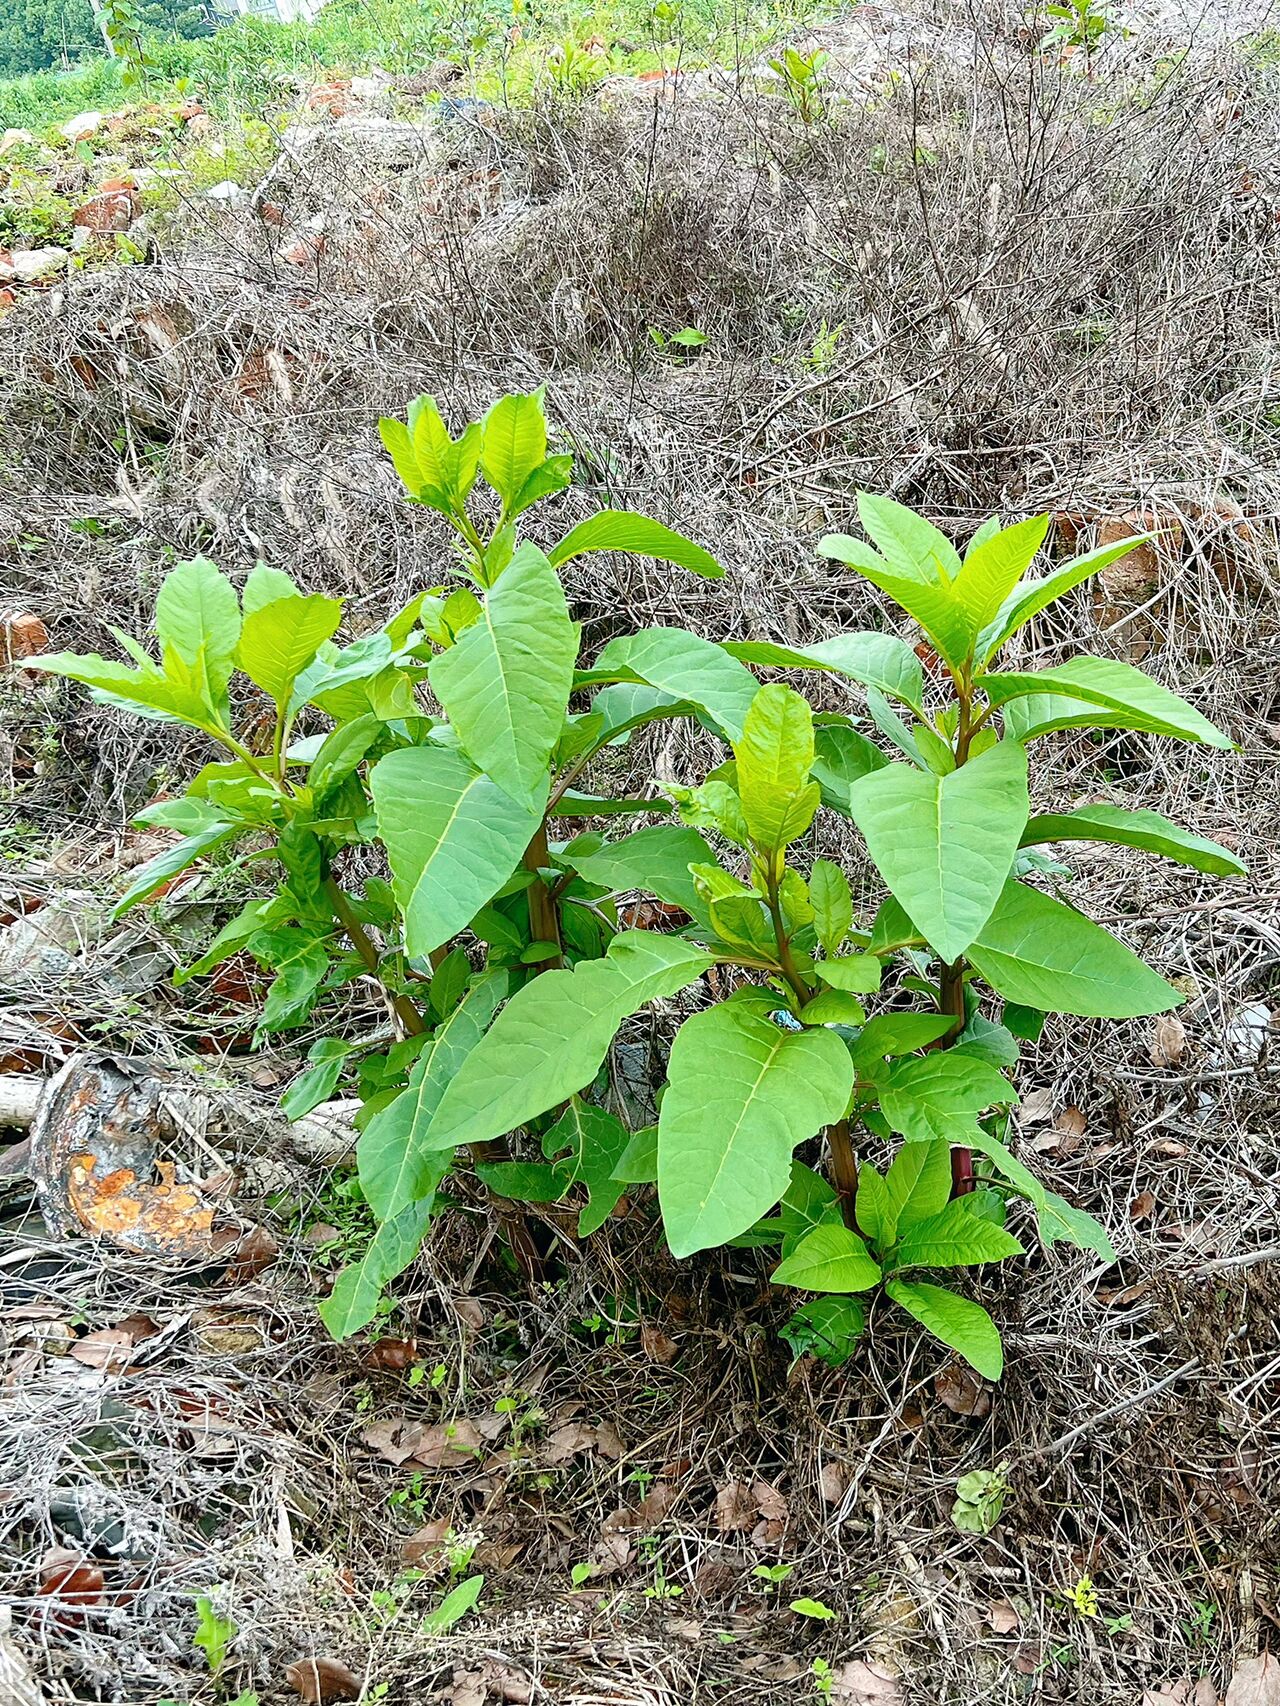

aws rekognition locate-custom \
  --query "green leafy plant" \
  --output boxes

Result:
[951,1463,1011,1534]
[36,458,1240,1380]
[422,1572,484,1634]
[29,388,722,1333]
[767,44,829,125]
[193,1594,236,1677]
[1040,0,1119,65]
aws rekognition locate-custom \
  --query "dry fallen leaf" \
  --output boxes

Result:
[819,1459,852,1503]
[1150,1014,1188,1067]
[402,1518,453,1569]
[228,1224,280,1282]
[987,1599,1020,1634]
[714,1479,758,1532]
[68,1327,135,1372]
[365,1337,417,1371]
[1054,1105,1088,1137]
[1226,1653,1280,1706]
[934,1362,991,1418]
[641,1324,679,1364]
[1019,1086,1056,1124]
[1130,1190,1157,1223]
[753,1478,788,1523]
[831,1657,903,1703]
[285,1657,362,1702]
[452,1297,485,1330]
[1143,1681,1218,1706]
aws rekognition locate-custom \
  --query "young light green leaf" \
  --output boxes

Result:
[425,933,713,1155]
[968,881,1181,1017]
[371,744,544,958]
[593,627,760,741]
[809,859,853,956]
[885,1279,1003,1379]
[358,973,510,1220]
[1038,1191,1117,1261]
[892,1198,1024,1269]
[982,656,1232,748]
[978,533,1151,659]
[281,1038,357,1121]
[249,926,331,1035]
[428,543,579,803]
[855,492,962,580]
[236,594,342,707]
[950,514,1050,632]
[308,714,383,800]
[847,738,1030,961]
[1020,804,1244,877]
[422,1574,484,1635]
[771,1223,883,1293]
[846,1012,955,1069]
[155,557,241,714]
[550,511,723,579]
[799,989,865,1025]
[780,1295,866,1366]
[733,683,820,855]
[242,562,300,614]
[818,534,972,666]
[480,390,547,507]
[28,649,220,727]
[657,1003,853,1256]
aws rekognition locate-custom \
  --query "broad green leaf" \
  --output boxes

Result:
[978,534,1150,659]
[723,632,924,709]
[818,534,972,666]
[281,1037,357,1121]
[852,1165,889,1244]
[560,825,715,920]
[950,514,1050,632]
[249,926,331,1035]
[657,1003,853,1256]
[814,955,881,994]
[846,1012,954,1069]
[879,1052,1012,1141]
[112,821,239,918]
[422,1573,484,1635]
[427,945,470,1021]
[893,1198,1024,1268]
[308,715,383,800]
[847,739,1030,961]
[591,680,691,745]
[428,543,578,802]
[799,990,865,1025]
[883,1139,952,1237]
[319,1199,434,1339]
[1038,1190,1117,1261]
[764,1160,843,1255]
[358,972,509,1219]
[968,881,1181,1017]
[242,562,300,614]
[236,594,342,707]
[155,557,241,713]
[1020,805,1244,877]
[480,390,547,506]
[981,656,1232,748]
[809,859,853,956]
[885,1279,1003,1379]
[542,1098,632,1235]
[733,683,819,856]
[475,1161,565,1203]
[780,1295,866,1366]
[855,492,961,580]
[371,744,543,958]
[867,689,930,770]
[669,778,750,847]
[611,1123,659,1183]
[771,1223,882,1293]
[134,796,237,835]
[810,721,890,813]
[425,933,713,1155]
[592,628,759,741]
[550,511,723,579]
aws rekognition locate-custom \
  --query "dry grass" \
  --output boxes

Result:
[2,4,1279,1702]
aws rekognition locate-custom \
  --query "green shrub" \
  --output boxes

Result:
[31,397,1242,1378]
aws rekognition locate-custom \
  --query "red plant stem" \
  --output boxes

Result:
[826,1117,860,1230]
